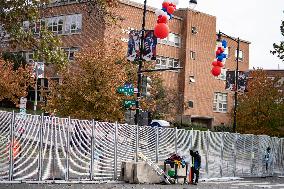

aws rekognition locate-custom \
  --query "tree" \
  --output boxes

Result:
[0,0,68,68]
[0,59,34,104]
[45,40,129,121]
[234,69,284,137]
[271,19,284,61]
[45,38,174,122]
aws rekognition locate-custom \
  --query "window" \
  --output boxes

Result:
[47,16,64,34]
[217,68,227,81]
[160,57,167,69]
[213,92,228,113]
[188,101,194,108]
[23,19,45,35]
[189,76,195,83]
[155,56,180,70]
[226,47,230,58]
[191,26,197,35]
[63,47,79,61]
[158,33,181,47]
[190,51,196,60]
[235,49,243,61]
[65,14,82,34]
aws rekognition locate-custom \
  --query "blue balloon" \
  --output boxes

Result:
[162,7,167,12]
[222,53,227,59]
[222,40,227,48]
[217,54,223,61]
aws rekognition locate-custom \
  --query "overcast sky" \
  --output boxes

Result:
[132,0,284,70]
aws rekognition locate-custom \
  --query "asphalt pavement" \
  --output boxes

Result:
[1,177,284,189]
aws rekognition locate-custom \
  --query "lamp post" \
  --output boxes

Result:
[217,31,240,133]
[134,0,198,126]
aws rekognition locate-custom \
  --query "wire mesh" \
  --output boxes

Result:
[0,110,283,182]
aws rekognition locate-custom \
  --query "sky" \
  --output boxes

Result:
[132,0,284,70]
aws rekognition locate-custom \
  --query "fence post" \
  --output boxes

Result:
[8,111,15,181]
[205,130,209,177]
[135,125,139,162]
[175,127,178,154]
[90,120,95,181]
[155,127,159,163]
[250,135,254,176]
[220,132,224,177]
[114,122,118,180]
[38,113,44,181]
[190,128,193,149]
[65,116,71,181]
[233,133,238,177]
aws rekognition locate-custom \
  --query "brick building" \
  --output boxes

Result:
[1,0,250,127]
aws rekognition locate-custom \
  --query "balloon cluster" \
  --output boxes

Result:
[154,0,179,39]
[211,39,228,76]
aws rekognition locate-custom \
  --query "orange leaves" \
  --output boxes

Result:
[0,59,34,104]
[235,69,284,137]
[45,40,128,122]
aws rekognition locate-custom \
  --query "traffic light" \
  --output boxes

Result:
[141,76,152,98]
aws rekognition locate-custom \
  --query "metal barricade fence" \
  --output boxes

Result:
[0,110,283,183]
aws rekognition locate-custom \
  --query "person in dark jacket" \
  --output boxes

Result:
[190,150,201,185]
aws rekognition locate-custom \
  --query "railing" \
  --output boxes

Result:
[0,110,283,183]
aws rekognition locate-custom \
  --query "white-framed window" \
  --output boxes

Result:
[155,56,180,70]
[160,57,167,69]
[16,51,34,63]
[235,49,243,61]
[47,16,64,34]
[23,19,45,35]
[65,14,82,34]
[63,47,79,61]
[217,68,227,81]
[158,33,181,47]
[190,51,196,60]
[213,92,228,113]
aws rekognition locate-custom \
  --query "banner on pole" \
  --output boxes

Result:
[127,30,157,62]
[225,71,249,92]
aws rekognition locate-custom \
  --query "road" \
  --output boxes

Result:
[0,177,284,189]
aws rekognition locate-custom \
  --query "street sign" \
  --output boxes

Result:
[19,97,27,117]
[123,100,136,109]
[117,84,134,96]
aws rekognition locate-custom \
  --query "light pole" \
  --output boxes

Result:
[135,0,198,126]
[217,31,240,133]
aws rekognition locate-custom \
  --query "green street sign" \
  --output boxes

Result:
[123,100,136,108]
[117,86,134,96]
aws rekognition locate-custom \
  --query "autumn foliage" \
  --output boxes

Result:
[235,69,284,137]
[0,59,34,104]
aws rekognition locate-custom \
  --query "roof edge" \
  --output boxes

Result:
[119,0,183,20]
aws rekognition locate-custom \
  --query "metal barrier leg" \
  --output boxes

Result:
[90,120,95,181]
[155,127,159,163]
[8,111,15,181]
[114,122,118,180]
[38,113,44,181]
[65,116,71,181]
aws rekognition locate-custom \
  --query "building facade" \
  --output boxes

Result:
[1,0,250,127]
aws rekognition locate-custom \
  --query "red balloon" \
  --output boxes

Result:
[211,66,221,76]
[154,23,169,39]
[217,47,224,53]
[167,6,175,14]
[216,50,221,56]
[217,61,224,67]
[162,2,170,8]
[157,15,168,24]
[212,61,218,66]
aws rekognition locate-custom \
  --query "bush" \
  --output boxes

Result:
[172,121,208,131]
[213,125,234,132]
